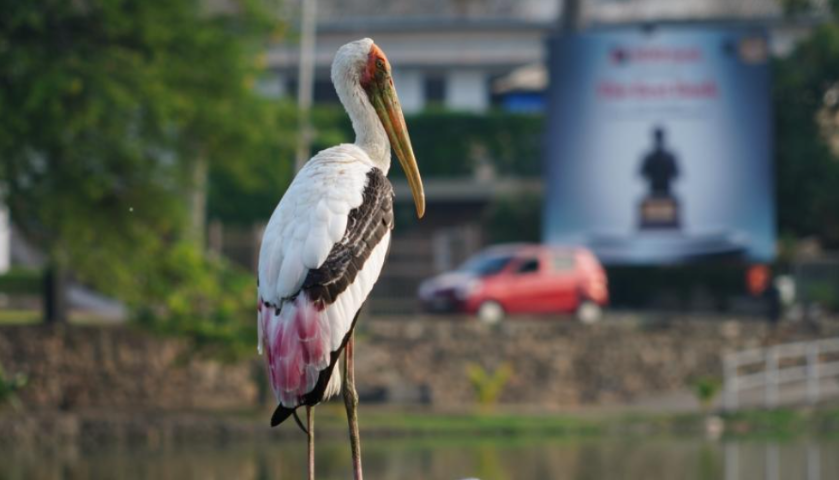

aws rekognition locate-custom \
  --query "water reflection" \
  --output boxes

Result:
[2,437,838,480]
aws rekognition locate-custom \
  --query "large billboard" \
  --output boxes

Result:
[543,26,774,265]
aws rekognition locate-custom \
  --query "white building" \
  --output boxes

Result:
[263,17,549,113]
[263,0,829,112]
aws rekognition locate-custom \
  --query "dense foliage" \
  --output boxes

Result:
[403,110,543,178]
[0,269,41,295]
[131,242,256,359]
[0,0,284,342]
[313,106,542,176]
[0,0,288,255]
[774,7,839,249]
[207,103,347,225]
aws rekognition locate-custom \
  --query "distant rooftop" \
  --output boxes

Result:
[280,0,830,26]
[267,0,829,73]
[310,0,555,23]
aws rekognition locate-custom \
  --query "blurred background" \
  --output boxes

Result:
[2,0,839,479]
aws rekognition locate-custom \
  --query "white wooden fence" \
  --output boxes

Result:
[723,337,839,411]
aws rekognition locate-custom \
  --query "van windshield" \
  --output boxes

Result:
[458,254,513,277]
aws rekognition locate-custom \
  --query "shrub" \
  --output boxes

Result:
[131,242,257,361]
[806,281,838,311]
[467,362,513,408]
[691,375,722,412]
[283,106,545,180]
[0,364,27,410]
[0,269,41,295]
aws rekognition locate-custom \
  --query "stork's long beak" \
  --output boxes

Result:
[367,71,425,218]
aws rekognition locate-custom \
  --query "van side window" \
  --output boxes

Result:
[516,258,540,274]
[552,254,575,271]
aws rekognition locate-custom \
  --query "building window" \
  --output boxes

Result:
[285,77,340,104]
[423,75,446,107]
[313,80,340,103]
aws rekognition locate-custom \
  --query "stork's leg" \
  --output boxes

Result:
[307,405,315,480]
[343,333,363,480]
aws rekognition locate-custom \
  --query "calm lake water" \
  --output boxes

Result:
[3,437,838,480]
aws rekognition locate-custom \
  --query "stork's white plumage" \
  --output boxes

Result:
[258,147,393,407]
[256,37,425,447]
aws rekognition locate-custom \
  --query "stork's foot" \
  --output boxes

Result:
[343,334,363,480]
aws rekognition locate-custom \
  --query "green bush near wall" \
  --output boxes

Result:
[805,282,838,311]
[309,106,544,178]
[402,109,544,178]
[0,269,41,295]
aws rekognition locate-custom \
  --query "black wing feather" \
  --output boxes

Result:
[301,168,394,308]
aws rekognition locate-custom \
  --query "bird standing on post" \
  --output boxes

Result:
[257,38,425,480]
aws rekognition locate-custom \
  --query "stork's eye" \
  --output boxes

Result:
[376,59,385,70]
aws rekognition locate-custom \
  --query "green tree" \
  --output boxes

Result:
[0,0,289,322]
[775,2,839,248]
[207,102,348,225]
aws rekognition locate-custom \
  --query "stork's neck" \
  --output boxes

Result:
[335,76,391,173]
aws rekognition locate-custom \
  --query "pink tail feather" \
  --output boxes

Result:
[259,294,331,408]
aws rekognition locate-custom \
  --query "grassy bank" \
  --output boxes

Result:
[720,407,839,439]
[268,403,839,441]
[3,404,839,450]
[314,406,604,438]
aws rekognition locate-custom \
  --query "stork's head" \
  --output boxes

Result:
[332,38,425,218]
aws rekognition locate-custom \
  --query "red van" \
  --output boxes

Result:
[418,244,609,323]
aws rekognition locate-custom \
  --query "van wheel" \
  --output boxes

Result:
[477,301,505,324]
[577,300,602,324]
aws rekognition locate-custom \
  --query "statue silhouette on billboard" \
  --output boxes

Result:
[638,127,681,229]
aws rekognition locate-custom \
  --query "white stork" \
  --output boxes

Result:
[256,38,425,480]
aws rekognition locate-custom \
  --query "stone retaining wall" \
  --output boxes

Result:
[0,325,259,411]
[352,316,839,407]
[1,316,837,412]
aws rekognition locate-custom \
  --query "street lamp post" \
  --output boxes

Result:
[295,0,318,172]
